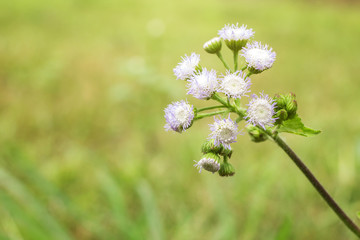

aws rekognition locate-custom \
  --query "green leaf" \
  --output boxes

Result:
[277,114,321,137]
[357,211,360,220]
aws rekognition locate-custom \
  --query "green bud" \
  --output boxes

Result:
[203,37,222,54]
[221,147,233,158]
[273,94,286,111]
[273,93,298,121]
[201,139,223,155]
[218,161,235,177]
[285,99,297,118]
[201,139,233,158]
[274,109,288,125]
[246,125,268,143]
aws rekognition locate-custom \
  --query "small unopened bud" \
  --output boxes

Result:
[218,161,235,177]
[275,109,288,124]
[286,99,297,118]
[274,94,286,111]
[273,93,298,121]
[201,139,233,158]
[201,139,223,155]
[246,125,268,142]
[194,152,221,173]
[203,37,222,54]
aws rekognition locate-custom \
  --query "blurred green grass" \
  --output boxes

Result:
[0,0,360,239]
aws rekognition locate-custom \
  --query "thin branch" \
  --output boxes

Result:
[270,133,360,238]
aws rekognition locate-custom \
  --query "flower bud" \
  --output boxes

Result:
[285,97,297,118]
[218,161,235,177]
[273,93,298,122]
[201,139,233,158]
[275,109,288,123]
[194,152,221,173]
[246,124,268,143]
[221,147,233,158]
[201,139,223,155]
[273,94,286,111]
[203,37,222,54]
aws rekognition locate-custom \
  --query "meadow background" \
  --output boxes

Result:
[0,0,360,239]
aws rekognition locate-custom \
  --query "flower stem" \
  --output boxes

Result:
[233,50,239,71]
[197,105,227,112]
[211,93,229,107]
[246,72,252,78]
[211,93,246,119]
[216,52,230,71]
[270,133,360,238]
[195,110,228,120]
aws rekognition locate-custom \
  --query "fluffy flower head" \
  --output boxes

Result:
[246,93,276,129]
[164,100,195,133]
[193,153,221,173]
[219,70,251,99]
[241,41,276,73]
[218,23,254,41]
[209,116,241,149]
[173,53,200,80]
[187,68,219,99]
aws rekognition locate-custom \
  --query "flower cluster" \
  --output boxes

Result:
[164,23,281,176]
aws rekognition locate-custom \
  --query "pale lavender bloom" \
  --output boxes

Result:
[241,41,276,73]
[164,100,195,133]
[246,93,277,129]
[173,53,200,80]
[218,23,254,41]
[219,70,251,99]
[209,116,241,150]
[187,68,219,99]
[193,157,220,173]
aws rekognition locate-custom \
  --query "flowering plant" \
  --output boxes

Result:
[163,23,360,237]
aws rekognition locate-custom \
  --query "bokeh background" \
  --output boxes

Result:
[1,0,360,239]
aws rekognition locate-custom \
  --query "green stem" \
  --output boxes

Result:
[246,72,252,78]
[211,93,246,120]
[269,133,360,238]
[216,52,230,71]
[197,105,227,112]
[195,110,228,120]
[241,66,247,71]
[211,93,229,107]
[233,50,239,71]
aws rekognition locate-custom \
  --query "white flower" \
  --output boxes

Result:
[241,41,276,73]
[173,53,200,80]
[209,116,241,149]
[246,93,277,129]
[218,23,254,41]
[218,23,254,51]
[187,68,219,99]
[194,153,220,173]
[164,100,195,133]
[219,70,251,99]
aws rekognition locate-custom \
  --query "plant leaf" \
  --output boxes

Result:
[277,114,321,137]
